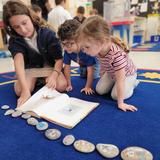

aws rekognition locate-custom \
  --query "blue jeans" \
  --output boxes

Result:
[80,58,100,79]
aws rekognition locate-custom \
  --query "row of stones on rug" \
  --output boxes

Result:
[1,105,120,158]
[1,105,153,160]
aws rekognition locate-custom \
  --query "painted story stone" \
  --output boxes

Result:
[63,134,75,146]
[36,121,48,131]
[45,129,61,140]
[96,143,119,158]
[74,140,95,153]
[27,117,39,126]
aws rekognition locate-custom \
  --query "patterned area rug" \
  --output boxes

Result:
[132,43,160,52]
[0,68,160,160]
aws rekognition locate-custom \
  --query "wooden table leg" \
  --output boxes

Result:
[0,29,4,49]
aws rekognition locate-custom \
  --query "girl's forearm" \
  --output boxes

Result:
[116,81,124,105]
[64,65,71,85]
[51,59,63,78]
[14,53,29,91]
[115,68,126,105]
[53,59,63,73]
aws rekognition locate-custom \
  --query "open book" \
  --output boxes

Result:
[16,86,99,129]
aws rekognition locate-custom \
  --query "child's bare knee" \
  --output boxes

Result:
[57,81,67,92]
[96,85,106,95]
[111,92,117,100]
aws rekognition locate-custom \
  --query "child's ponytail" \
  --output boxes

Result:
[111,36,130,53]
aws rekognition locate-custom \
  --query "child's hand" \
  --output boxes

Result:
[118,102,138,112]
[45,74,57,89]
[17,90,31,107]
[66,85,73,92]
[81,87,95,95]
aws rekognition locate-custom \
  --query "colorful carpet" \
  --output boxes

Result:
[132,43,160,52]
[0,68,160,160]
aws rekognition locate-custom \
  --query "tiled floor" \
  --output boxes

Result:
[0,51,160,73]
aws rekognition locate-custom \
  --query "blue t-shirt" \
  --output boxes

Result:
[63,50,96,67]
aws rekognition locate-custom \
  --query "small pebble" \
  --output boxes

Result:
[1,105,10,110]
[63,134,75,146]
[45,129,61,140]
[12,110,22,117]
[27,117,39,126]
[96,143,119,158]
[36,121,48,131]
[4,109,15,116]
[21,113,31,119]
[74,140,95,153]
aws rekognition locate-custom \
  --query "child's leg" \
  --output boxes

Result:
[111,73,139,100]
[96,71,114,95]
[93,58,100,79]
[14,76,37,96]
[56,72,67,92]
[80,66,87,78]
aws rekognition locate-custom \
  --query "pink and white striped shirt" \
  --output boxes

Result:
[97,43,136,79]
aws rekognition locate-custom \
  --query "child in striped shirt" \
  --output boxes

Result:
[77,16,139,112]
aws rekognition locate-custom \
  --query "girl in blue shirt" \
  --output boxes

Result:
[3,0,67,107]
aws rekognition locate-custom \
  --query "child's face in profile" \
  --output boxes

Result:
[35,11,42,19]
[80,38,104,57]
[9,15,35,38]
[61,39,79,53]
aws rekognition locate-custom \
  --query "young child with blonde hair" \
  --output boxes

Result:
[77,16,139,112]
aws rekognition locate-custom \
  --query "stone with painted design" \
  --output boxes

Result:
[36,121,48,131]
[63,134,75,146]
[96,143,119,158]
[45,129,61,140]
[74,140,95,153]
[27,117,39,126]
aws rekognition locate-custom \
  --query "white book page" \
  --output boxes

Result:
[39,97,99,128]
[16,86,61,112]
[32,94,70,116]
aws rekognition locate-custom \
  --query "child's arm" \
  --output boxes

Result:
[46,59,63,89]
[81,66,94,95]
[14,53,31,107]
[115,68,137,112]
[64,64,73,92]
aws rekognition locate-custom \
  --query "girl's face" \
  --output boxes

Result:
[9,15,34,38]
[80,38,104,57]
[62,40,79,53]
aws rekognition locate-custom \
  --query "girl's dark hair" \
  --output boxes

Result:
[77,6,85,14]
[55,0,66,5]
[3,0,55,36]
[31,4,42,13]
[57,19,81,41]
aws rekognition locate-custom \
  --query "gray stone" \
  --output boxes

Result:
[74,140,95,153]
[63,134,75,146]
[36,121,48,131]
[21,113,31,119]
[4,109,15,116]
[1,105,10,110]
[121,146,153,160]
[45,129,61,140]
[96,143,119,158]
[12,110,22,117]
[27,117,39,125]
